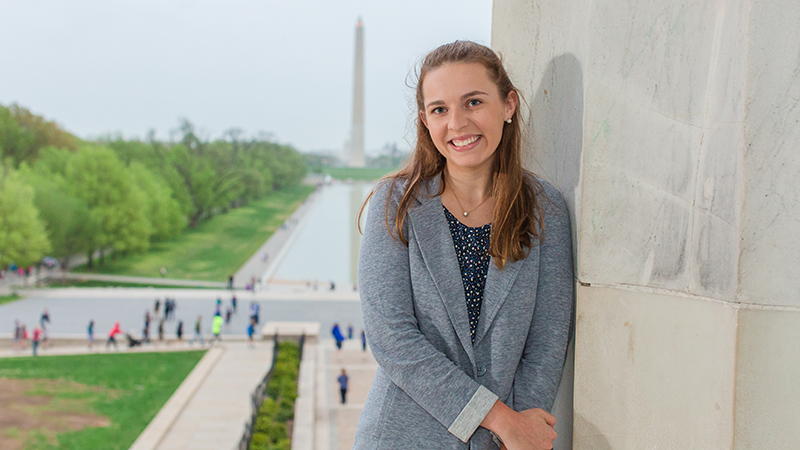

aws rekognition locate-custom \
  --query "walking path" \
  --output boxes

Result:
[315,338,378,450]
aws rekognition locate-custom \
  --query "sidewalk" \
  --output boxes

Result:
[316,338,378,450]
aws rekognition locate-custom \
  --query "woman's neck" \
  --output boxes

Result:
[444,165,493,203]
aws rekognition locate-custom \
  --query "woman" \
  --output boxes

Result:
[354,41,573,450]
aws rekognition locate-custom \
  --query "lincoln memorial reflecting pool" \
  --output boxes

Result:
[270,182,373,289]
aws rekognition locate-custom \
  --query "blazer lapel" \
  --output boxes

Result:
[472,245,537,347]
[408,178,476,365]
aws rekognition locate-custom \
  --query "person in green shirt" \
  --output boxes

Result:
[212,314,223,342]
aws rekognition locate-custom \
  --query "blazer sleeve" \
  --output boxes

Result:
[511,186,574,412]
[359,180,498,443]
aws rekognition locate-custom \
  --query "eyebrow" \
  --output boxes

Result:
[424,90,489,109]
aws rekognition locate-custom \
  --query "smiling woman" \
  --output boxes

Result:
[353,41,574,450]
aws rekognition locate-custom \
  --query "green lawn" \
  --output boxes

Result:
[310,166,396,181]
[74,184,315,282]
[43,280,217,289]
[0,350,206,450]
[0,293,21,305]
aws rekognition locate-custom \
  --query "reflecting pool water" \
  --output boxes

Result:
[270,182,373,288]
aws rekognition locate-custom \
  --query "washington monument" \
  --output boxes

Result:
[349,17,366,168]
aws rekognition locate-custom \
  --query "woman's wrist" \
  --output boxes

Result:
[480,400,515,438]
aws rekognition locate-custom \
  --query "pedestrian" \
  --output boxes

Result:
[249,301,260,324]
[158,319,165,343]
[225,307,232,331]
[32,326,41,356]
[360,329,367,353]
[143,311,151,343]
[337,368,349,404]
[106,321,121,349]
[212,314,223,342]
[353,41,573,449]
[231,295,237,313]
[39,308,50,348]
[348,323,354,340]
[247,318,256,348]
[176,320,184,342]
[228,274,234,289]
[13,320,21,350]
[189,315,204,345]
[160,266,167,278]
[87,320,94,349]
[154,299,161,319]
[331,323,345,350]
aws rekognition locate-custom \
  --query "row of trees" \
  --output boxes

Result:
[0,104,306,270]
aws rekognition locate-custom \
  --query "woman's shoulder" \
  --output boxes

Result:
[524,172,564,204]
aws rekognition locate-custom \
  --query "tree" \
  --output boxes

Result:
[0,166,51,268]
[66,146,151,265]
[18,164,96,268]
[128,162,184,241]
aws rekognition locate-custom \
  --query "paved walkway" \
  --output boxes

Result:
[150,341,273,450]
[316,338,378,450]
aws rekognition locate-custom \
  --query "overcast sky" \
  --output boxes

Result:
[0,1,493,155]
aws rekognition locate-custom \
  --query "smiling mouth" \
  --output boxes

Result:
[450,135,480,147]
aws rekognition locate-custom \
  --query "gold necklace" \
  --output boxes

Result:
[450,188,491,217]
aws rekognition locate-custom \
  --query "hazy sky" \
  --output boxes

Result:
[0,1,493,155]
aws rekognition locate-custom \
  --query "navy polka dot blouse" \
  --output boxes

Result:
[443,205,491,342]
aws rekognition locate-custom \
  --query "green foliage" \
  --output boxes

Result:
[0,105,307,273]
[66,145,151,255]
[0,104,79,167]
[73,185,314,281]
[128,162,185,241]
[0,166,51,267]
[0,350,206,450]
[251,342,300,450]
[18,163,96,267]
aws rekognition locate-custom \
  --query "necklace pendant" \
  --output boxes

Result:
[463,212,469,217]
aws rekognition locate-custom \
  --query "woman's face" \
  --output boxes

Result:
[420,62,517,175]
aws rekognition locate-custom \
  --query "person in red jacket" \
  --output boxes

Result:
[106,321,121,350]
[32,326,41,356]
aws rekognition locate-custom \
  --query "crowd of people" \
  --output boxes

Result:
[9,294,263,356]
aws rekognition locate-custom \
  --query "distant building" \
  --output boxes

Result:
[348,17,365,168]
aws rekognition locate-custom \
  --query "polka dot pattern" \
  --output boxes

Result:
[443,205,491,342]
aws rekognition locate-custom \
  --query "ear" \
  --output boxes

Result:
[419,110,429,128]
[505,90,519,121]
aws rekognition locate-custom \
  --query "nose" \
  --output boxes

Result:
[448,108,468,131]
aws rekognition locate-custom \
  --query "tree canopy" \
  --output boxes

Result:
[0,103,306,270]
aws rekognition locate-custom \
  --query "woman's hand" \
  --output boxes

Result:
[482,401,557,450]
[502,408,557,450]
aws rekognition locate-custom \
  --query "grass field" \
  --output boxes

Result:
[43,280,216,289]
[309,166,396,181]
[74,184,315,282]
[0,294,21,305]
[0,350,205,450]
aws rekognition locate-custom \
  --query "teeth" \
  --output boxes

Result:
[451,136,479,147]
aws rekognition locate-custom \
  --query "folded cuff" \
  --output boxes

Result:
[447,385,499,443]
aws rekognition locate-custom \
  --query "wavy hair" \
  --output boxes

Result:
[361,40,545,269]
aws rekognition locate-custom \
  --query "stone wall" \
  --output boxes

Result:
[491,1,800,448]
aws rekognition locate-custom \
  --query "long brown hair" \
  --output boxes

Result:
[361,40,545,269]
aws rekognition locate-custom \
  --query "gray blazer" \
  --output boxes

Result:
[353,175,573,449]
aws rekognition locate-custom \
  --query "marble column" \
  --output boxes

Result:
[492,0,800,448]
